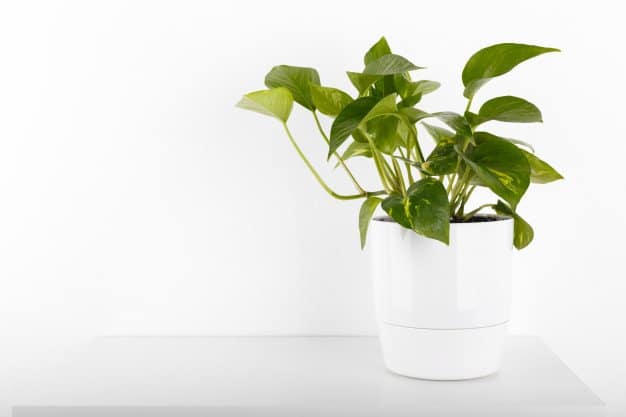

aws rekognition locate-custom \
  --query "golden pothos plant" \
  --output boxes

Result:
[238,37,562,249]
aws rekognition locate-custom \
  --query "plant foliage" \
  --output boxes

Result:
[238,37,561,249]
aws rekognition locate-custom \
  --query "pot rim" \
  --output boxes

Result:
[372,214,512,225]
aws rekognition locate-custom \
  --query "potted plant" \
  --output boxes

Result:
[237,37,561,380]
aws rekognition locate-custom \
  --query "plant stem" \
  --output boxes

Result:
[282,123,383,201]
[398,148,415,184]
[462,203,493,221]
[312,111,365,193]
[458,185,476,215]
[464,97,473,113]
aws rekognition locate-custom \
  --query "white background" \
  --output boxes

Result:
[1,0,625,412]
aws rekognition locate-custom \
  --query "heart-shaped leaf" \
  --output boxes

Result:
[406,178,450,244]
[473,96,543,125]
[395,76,440,100]
[310,85,353,116]
[470,130,535,152]
[361,115,402,155]
[364,37,392,65]
[462,43,560,99]
[363,54,423,75]
[462,132,531,209]
[422,123,456,143]
[521,150,563,183]
[265,65,321,110]
[328,97,379,157]
[347,71,381,95]
[399,107,430,124]
[359,94,398,124]
[431,112,472,138]
[335,142,371,167]
[359,197,383,249]
[493,200,534,249]
[422,141,458,175]
[381,194,412,229]
[236,88,294,122]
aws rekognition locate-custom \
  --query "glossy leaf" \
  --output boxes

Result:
[475,96,543,125]
[431,112,472,138]
[462,43,560,98]
[395,76,440,99]
[361,115,402,154]
[422,141,458,175]
[364,37,392,65]
[422,123,455,143]
[463,133,531,209]
[310,85,353,116]
[522,150,563,183]
[399,107,430,124]
[336,142,371,166]
[363,54,423,75]
[359,197,383,249]
[236,88,293,122]
[395,76,440,106]
[406,178,450,244]
[328,97,379,157]
[493,200,534,249]
[265,65,320,110]
[381,194,412,229]
[347,71,381,95]
[360,94,398,124]
[472,129,535,152]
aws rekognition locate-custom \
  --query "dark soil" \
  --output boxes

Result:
[373,215,509,224]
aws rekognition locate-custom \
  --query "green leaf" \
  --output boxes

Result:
[236,88,293,122]
[422,123,455,143]
[470,129,535,152]
[431,112,472,138]
[422,141,458,175]
[395,76,440,99]
[399,107,430,123]
[359,197,383,249]
[493,200,534,249]
[335,142,371,168]
[347,71,381,95]
[361,115,402,155]
[474,96,543,125]
[462,132,531,209]
[381,194,412,229]
[360,94,398,124]
[310,85,353,116]
[363,54,423,75]
[328,97,379,157]
[265,65,320,110]
[406,178,450,244]
[521,150,563,183]
[364,37,392,65]
[462,43,560,99]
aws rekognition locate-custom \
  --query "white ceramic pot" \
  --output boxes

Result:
[369,216,513,380]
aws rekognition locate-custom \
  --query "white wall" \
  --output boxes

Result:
[1,0,625,408]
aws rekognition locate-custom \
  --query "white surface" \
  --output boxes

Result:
[370,218,512,329]
[8,336,604,417]
[379,322,507,380]
[0,0,625,413]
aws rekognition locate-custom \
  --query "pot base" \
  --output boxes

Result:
[378,322,507,381]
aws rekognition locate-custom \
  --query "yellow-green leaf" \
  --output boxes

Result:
[359,197,383,249]
[265,65,320,110]
[236,88,293,122]
[310,85,353,116]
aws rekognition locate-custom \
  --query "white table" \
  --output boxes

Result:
[10,336,605,416]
